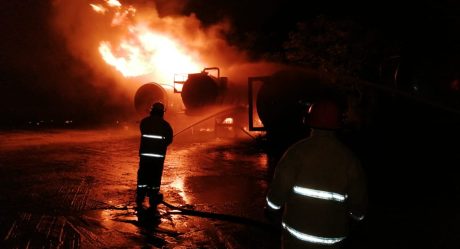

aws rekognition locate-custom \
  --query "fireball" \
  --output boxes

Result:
[90,0,202,85]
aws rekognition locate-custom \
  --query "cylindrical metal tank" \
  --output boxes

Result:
[254,68,344,169]
[180,72,221,114]
[256,68,336,131]
[134,82,167,117]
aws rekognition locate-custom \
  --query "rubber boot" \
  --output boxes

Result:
[149,192,163,208]
[136,187,147,208]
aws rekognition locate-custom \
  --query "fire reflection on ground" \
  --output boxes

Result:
[0,126,276,248]
[169,177,188,203]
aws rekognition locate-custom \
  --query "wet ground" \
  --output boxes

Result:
[0,121,279,249]
[2,109,460,249]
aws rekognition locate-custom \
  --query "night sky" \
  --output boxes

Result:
[1,0,459,128]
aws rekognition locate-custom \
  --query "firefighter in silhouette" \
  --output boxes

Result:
[265,99,367,249]
[137,102,173,210]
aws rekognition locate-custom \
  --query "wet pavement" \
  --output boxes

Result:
[3,111,460,249]
[0,120,279,249]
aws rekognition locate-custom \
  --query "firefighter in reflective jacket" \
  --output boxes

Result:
[137,102,173,208]
[265,99,367,249]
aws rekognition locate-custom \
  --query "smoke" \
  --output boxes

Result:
[51,0,132,90]
[50,0,285,90]
[0,1,130,127]
[42,0,294,130]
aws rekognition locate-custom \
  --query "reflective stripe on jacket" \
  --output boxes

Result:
[139,115,173,157]
[266,129,367,246]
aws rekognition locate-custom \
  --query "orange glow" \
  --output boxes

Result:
[223,117,234,124]
[111,6,136,26]
[171,178,188,203]
[91,0,202,84]
[90,4,107,14]
[106,0,122,8]
[173,74,187,93]
[54,0,280,98]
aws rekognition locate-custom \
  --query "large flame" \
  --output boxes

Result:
[53,0,282,95]
[91,0,202,84]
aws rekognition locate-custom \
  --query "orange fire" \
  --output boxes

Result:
[90,0,202,85]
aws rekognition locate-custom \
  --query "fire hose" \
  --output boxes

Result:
[133,108,270,228]
[92,198,278,231]
[159,199,278,231]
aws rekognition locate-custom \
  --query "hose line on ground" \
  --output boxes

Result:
[91,199,279,231]
[160,200,278,231]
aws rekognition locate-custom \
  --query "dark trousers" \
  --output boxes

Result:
[136,157,165,204]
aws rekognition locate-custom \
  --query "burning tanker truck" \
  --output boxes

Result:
[134,67,231,116]
[133,67,248,136]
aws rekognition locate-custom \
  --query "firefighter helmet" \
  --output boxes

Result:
[307,100,343,130]
[150,102,166,116]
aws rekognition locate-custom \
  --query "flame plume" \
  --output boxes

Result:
[52,0,281,93]
[90,0,202,84]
